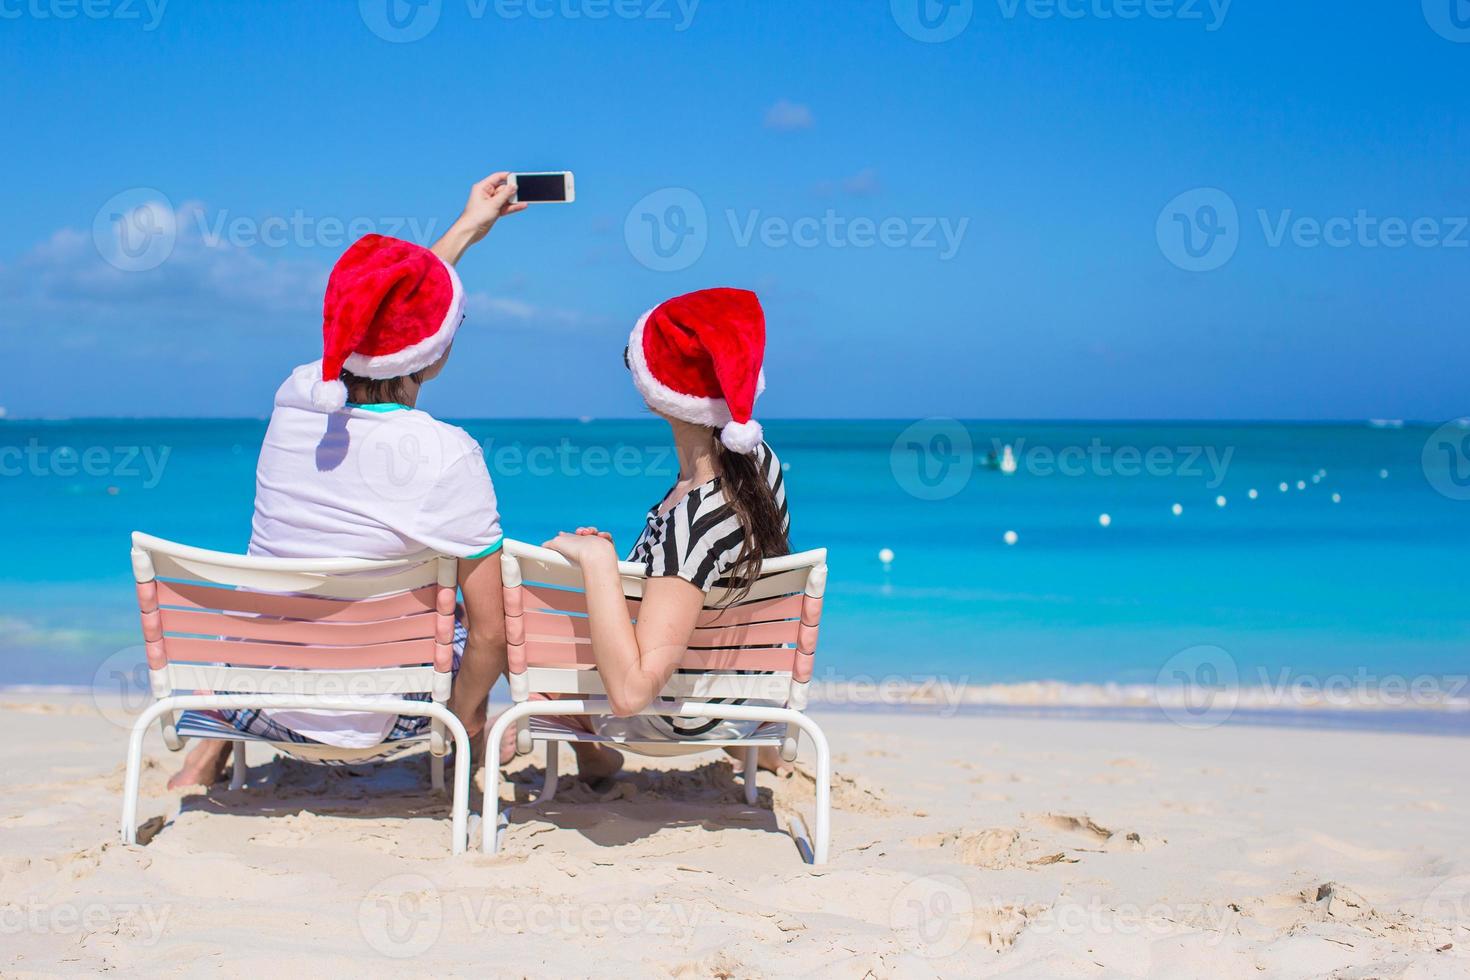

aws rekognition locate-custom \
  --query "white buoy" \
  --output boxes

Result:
[999,444,1018,475]
[1003,530,1018,546]
[1296,480,1306,490]
[1331,492,1341,503]
[1098,513,1112,528]
[1379,469,1389,479]
[1311,474,1321,484]
[781,462,791,472]
[1248,488,1259,500]
[1171,503,1183,516]
[1279,482,1289,493]
[878,547,895,565]
[1215,495,1227,507]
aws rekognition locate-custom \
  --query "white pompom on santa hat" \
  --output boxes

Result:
[626,287,769,454]
[310,234,465,412]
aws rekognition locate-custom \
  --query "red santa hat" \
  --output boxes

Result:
[627,287,768,454]
[310,234,465,412]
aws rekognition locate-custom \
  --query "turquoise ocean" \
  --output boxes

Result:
[2,419,1467,730]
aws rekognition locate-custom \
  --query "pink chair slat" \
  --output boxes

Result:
[697,592,804,626]
[162,636,436,669]
[156,581,436,622]
[799,594,824,627]
[436,586,456,616]
[796,622,820,656]
[502,585,524,618]
[520,584,804,627]
[793,651,815,683]
[522,610,799,649]
[506,613,526,647]
[521,583,637,619]
[159,607,437,645]
[136,580,159,612]
[434,615,453,644]
[145,638,167,669]
[140,609,163,643]
[433,641,453,672]
[521,640,796,672]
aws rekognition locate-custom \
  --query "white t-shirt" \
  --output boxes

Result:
[246,362,503,746]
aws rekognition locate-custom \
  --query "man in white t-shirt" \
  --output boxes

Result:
[169,174,527,787]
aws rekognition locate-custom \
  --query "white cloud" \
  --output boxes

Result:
[764,99,815,132]
[815,167,883,198]
[841,167,882,197]
[0,203,597,338]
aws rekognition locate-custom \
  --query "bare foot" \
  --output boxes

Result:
[571,744,624,784]
[167,740,232,789]
[725,745,792,777]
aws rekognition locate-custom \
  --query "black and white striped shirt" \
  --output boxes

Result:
[598,441,791,742]
[626,442,790,592]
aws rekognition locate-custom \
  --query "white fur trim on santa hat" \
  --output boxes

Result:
[720,419,764,453]
[311,378,349,412]
[626,309,766,429]
[342,259,465,380]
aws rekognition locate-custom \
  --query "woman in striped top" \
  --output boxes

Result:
[543,288,793,776]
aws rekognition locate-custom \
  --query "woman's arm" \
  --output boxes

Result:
[430,172,528,266]
[544,532,704,717]
[445,551,508,737]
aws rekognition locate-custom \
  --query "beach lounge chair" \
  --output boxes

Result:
[485,540,833,864]
[120,532,473,853]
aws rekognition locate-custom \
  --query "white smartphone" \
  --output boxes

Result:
[510,171,575,204]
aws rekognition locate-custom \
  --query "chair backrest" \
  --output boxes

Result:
[500,540,828,709]
[130,532,457,702]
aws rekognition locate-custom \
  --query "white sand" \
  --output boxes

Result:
[2,693,1467,978]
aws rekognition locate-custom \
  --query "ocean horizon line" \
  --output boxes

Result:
[0,415,1450,427]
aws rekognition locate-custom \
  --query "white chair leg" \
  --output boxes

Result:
[537,740,559,804]
[430,751,445,794]
[121,713,150,844]
[229,741,247,791]
[444,714,471,856]
[809,725,831,865]
[743,745,759,805]
[483,708,523,854]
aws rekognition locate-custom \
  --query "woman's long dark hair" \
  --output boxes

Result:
[714,432,790,603]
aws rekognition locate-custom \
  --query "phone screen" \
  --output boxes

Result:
[513,173,569,202]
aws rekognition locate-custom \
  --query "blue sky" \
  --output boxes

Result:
[1,0,1466,419]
